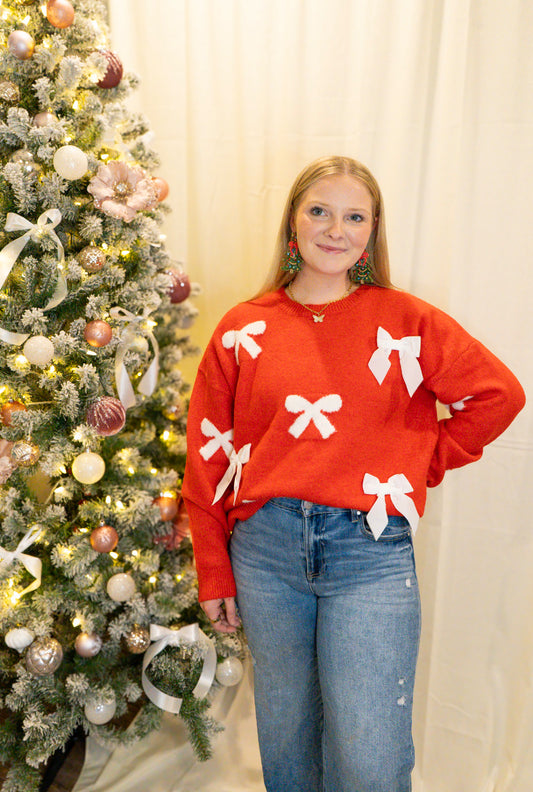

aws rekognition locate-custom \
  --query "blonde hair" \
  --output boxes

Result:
[254,155,393,297]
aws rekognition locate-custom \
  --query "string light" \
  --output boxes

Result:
[161,431,170,441]
[72,617,81,627]
[72,100,80,111]
[11,591,20,605]
[148,575,157,585]
[150,468,158,475]
[116,501,125,510]
[21,14,31,25]
[109,551,118,560]
[105,496,112,505]
[127,466,135,475]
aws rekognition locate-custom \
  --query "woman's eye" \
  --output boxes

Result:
[310,206,326,216]
[348,213,364,222]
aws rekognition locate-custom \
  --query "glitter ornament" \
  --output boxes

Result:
[163,401,184,421]
[5,627,34,652]
[53,145,88,180]
[33,110,57,126]
[152,176,169,202]
[84,319,113,347]
[96,50,123,89]
[26,637,63,675]
[166,269,191,304]
[78,245,106,273]
[90,523,119,553]
[107,572,136,602]
[23,335,54,367]
[72,451,105,484]
[215,657,244,687]
[8,31,35,60]
[1,400,27,426]
[0,80,20,103]
[86,397,126,436]
[124,625,151,654]
[153,493,179,521]
[10,441,40,467]
[74,632,102,658]
[46,0,75,28]
[84,695,116,724]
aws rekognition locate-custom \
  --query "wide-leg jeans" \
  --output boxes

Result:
[230,497,421,792]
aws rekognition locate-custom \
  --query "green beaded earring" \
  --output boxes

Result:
[281,232,303,273]
[349,250,374,284]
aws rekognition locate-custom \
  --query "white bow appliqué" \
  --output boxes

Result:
[212,444,251,505]
[222,321,266,364]
[285,394,342,439]
[362,473,420,540]
[199,418,234,460]
[368,327,423,397]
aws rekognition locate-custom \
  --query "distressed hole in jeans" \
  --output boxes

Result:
[397,695,407,707]
[405,577,412,587]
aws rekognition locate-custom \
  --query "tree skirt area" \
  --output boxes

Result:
[73,660,266,792]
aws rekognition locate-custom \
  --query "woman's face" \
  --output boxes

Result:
[292,174,375,280]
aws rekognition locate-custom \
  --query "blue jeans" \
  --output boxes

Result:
[230,498,421,792]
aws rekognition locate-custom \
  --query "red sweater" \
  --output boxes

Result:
[182,285,525,600]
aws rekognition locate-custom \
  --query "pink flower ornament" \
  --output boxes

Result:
[87,161,158,222]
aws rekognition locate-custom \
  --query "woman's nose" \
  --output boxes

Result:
[326,217,344,237]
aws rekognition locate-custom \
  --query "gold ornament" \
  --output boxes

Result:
[83,319,113,348]
[7,31,35,60]
[33,111,57,127]
[153,493,179,521]
[78,245,106,273]
[124,625,151,654]
[0,400,27,426]
[26,637,63,675]
[0,80,20,103]
[10,441,40,467]
[46,0,75,28]
[163,401,184,421]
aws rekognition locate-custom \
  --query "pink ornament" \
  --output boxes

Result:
[84,320,113,348]
[166,269,191,304]
[152,177,169,202]
[87,161,158,223]
[86,397,126,436]
[97,51,123,89]
[46,0,75,28]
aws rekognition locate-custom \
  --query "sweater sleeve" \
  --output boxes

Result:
[182,336,238,601]
[421,312,525,487]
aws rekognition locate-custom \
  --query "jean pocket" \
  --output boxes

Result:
[358,516,412,543]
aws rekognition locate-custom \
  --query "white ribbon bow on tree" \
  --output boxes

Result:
[109,307,159,409]
[142,623,217,714]
[362,473,420,540]
[0,210,68,345]
[0,525,43,598]
[368,327,423,397]
[212,443,251,505]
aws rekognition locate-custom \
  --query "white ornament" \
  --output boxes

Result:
[72,451,105,484]
[5,627,34,652]
[215,656,244,687]
[53,145,88,180]
[106,572,136,602]
[84,696,116,724]
[23,335,55,367]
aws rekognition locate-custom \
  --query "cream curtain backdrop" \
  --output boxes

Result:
[76,1,533,790]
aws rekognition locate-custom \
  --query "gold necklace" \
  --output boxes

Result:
[286,281,354,323]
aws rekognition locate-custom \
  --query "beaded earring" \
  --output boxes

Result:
[280,232,303,273]
[349,250,374,284]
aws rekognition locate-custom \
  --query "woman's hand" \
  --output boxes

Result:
[200,597,241,633]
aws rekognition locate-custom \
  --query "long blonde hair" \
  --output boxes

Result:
[255,155,393,297]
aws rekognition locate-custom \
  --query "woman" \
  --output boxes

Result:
[182,156,525,792]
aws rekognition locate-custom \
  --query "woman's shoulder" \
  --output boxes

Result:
[214,289,284,331]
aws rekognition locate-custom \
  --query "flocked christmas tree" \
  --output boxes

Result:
[0,2,244,790]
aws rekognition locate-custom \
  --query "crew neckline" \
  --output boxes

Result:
[278,283,372,317]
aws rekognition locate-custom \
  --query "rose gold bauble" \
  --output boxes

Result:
[124,625,151,654]
[26,637,63,675]
[8,31,35,60]
[154,494,179,521]
[97,50,123,89]
[84,320,113,347]
[74,632,102,657]
[152,177,169,202]
[90,524,119,553]
[0,400,26,426]
[78,245,106,272]
[33,111,57,127]
[86,397,126,436]
[166,269,191,304]
[46,0,75,28]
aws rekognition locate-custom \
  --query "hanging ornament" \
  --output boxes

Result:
[78,245,106,273]
[22,336,55,367]
[166,269,191,304]
[124,625,151,654]
[86,397,126,436]
[107,572,136,602]
[162,400,184,422]
[10,441,40,467]
[96,50,123,89]
[11,149,42,176]
[46,0,75,28]
[152,177,169,202]
[153,492,179,522]
[71,451,105,484]
[84,694,116,724]
[33,110,58,127]
[215,656,244,687]
[5,627,34,652]
[154,495,190,550]
[83,319,113,347]
[53,145,88,180]
[74,632,102,658]
[90,523,119,553]
[26,637,63,676]
[0,80,20,103]
[1,401,27,426]
[7,31,35,60]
